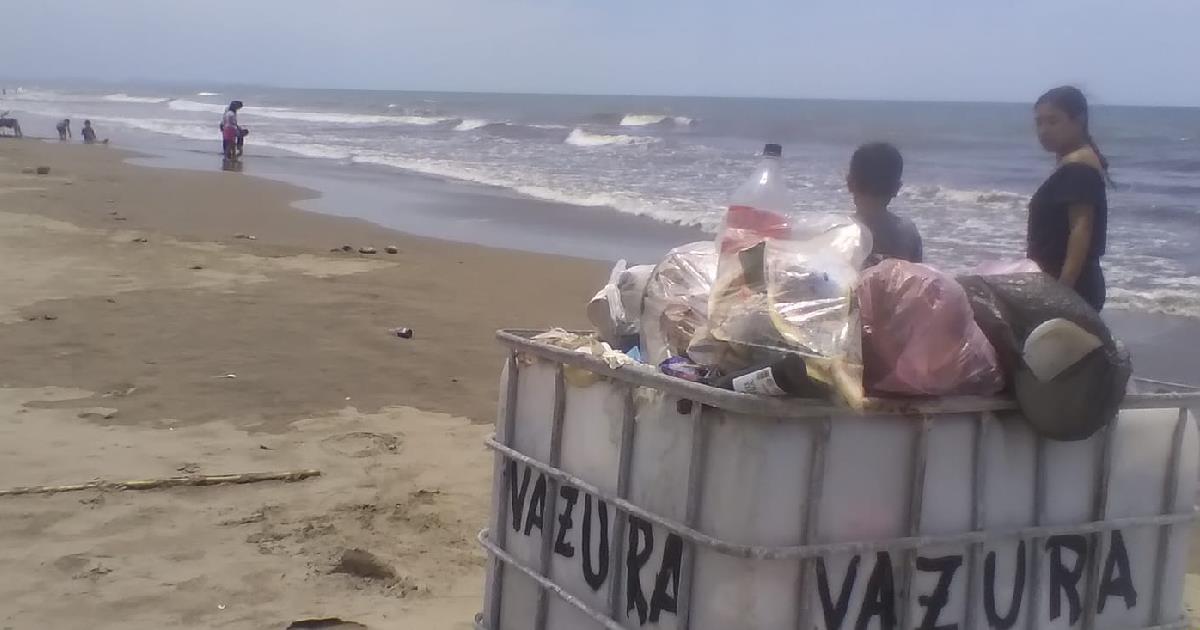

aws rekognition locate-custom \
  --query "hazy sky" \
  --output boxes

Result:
[3,0,1197,106]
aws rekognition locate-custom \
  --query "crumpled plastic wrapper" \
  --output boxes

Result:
[531,328,635,386]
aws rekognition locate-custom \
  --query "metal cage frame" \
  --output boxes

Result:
[477,329,1200,630]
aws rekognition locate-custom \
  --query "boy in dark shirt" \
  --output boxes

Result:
[847,142,923,267]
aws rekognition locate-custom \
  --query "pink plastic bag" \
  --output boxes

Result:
[859,259,1004,397]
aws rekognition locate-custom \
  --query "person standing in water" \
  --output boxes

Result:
[81,120,97,144]
[56,118,71,141]
[1027,86,1110,311]
[220,101,243,160]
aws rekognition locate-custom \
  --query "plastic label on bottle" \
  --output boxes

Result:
[731,368,787,396]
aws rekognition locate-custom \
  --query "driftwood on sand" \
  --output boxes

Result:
[0,469,321,497]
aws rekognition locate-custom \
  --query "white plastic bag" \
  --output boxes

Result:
[587,260,653,346]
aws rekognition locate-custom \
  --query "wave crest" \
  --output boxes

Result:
[103,93,170,104]
[619,114,694,127]
[903,185,1028,209]
[169,99,450,126]
[565,128,657,147]
[453,119,493,131]
[169,99,226,113]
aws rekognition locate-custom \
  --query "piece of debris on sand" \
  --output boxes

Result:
[286,618,368,630]
[331,548,395,581]
[330,548,421,597]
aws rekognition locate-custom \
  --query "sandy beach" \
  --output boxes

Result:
[0,139,604,628]
[1,138,1198,629]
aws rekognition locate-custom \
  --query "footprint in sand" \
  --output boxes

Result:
[318,432,402,458]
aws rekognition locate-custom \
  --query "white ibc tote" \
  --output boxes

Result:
[476,330,1200,630]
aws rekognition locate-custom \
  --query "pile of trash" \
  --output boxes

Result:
[568,143,1130,441]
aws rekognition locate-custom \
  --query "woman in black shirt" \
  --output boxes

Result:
[1027,86,1110,310]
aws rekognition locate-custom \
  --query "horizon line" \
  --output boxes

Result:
[3,76,1197,110]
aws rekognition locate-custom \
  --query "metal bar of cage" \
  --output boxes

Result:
[484,351,521,630]
[674,401,710,630]
[963,411,992,630]
[1150,409,1189,626]
[532,367,568,630]
[897,416,932,630]
[794,417,831,630]
[1082,420,1118,629]
[605,387,637,622]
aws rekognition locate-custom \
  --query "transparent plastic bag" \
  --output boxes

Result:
[640,242,719,366]
[766,218,871,358]
[698,214,870,373]
[859,259,1004,397]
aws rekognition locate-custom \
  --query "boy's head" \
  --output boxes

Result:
[847,142,903,211]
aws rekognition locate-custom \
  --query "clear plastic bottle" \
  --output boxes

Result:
[718,143,792,254]
[704,143,794,361]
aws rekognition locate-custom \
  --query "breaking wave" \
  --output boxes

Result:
[103,93,170,104]
[453,119,493,131]
[619,114,694,127]
[902,185,1028,209]
[169,99,450,126]
[169,99,226,113]
[564,128,657,147]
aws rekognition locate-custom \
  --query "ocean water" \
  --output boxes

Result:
[3,85,1198,318]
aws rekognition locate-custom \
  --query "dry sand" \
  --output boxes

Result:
[0,140,601,629]
[0,139,1197,628]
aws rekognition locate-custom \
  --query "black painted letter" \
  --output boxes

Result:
[648,534,683,622]
[856,552,897,630]
[815,555,860,630]
[916,554,962,630]
[554,485,579,558]
[523,473,547,536]
[983,541,1026,630]
[626,516,654,625]
[1098,530,1137,613]
[508,461,531,533]
[1046,534,1088,625]
[581,494,610,591]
